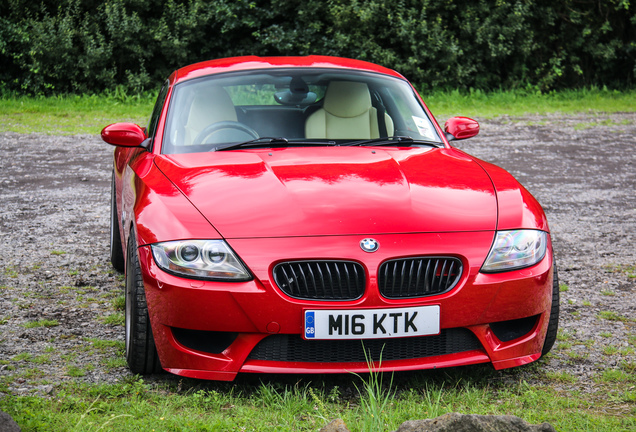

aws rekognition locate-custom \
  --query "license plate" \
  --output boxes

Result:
[303,306,440,340]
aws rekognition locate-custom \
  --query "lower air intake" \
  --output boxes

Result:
[248,329,482,363]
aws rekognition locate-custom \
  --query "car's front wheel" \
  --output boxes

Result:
[110,171,125,272]
[541,259,560,356]
[125,229,162,374]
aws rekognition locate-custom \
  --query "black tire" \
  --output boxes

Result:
[541,260,560,356]
[110,171,125,272]
[125,230,162,374]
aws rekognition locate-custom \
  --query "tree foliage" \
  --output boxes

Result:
[1,0,634,94]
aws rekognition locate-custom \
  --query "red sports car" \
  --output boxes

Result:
[101,56,558,381]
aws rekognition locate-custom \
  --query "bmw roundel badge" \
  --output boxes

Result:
[360,238,379,253]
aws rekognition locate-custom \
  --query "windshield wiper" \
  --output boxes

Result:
[215,137,337,151]
[341,136,442,148]
[214,137,289,151]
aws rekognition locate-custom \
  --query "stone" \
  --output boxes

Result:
[0,410,21,432]
[320,418,351,432]
[393,413,556,432]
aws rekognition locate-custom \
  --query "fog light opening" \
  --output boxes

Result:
[490,315,540,343]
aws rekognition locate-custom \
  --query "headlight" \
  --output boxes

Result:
[481,230,547,273]
[151,240,251,281]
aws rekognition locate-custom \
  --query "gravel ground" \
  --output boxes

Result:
[0,113,635,401]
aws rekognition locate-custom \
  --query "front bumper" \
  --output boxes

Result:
[138,232,553,381]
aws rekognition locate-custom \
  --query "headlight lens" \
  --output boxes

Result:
[151,240,251,281]
[481,230,547,273]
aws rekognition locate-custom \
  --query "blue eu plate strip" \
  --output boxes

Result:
[304,311,315,338]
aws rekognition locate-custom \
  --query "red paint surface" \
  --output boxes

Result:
[104,56,554,380]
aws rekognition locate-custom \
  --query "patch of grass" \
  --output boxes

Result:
[556,342,572,351]
[113,295,125,311]
[351,351,395,432]
[4,266,18,278]
[622,361,636,373]
[601,289,616,296]
[100,313,125,326]
[50,250,66,255]
[559,283,569,292]
[598,311,632,322]
[581,339,594,348]
[75,286,98,295]
[0,375,635,432]
[545,371,578,384]
[20,368,45,380]
[604,264,636,279]
[599,369,632,383]
[104,357,128,370]
[0,316,9,325]
[557,330,574,341]
[33,355,52,365]
[86,338,125,354]
[621,390,636,404]
[566,351,588,361]
[66,366,87,377]
[23,319,59,329]
[0,92,155,135]
[61,353,78,363]
[425,88,636,120]
[603,346,619,356]
[13,353,33,362]
[600,332,612,338]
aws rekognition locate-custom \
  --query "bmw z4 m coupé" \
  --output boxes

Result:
[101,56,559,381]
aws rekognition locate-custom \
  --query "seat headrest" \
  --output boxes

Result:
[323,81,372,118]
[188,86,237,127]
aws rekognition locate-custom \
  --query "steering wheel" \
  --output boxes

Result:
[193,121,259,145]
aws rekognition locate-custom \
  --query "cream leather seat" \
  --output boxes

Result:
[305,81,393,139]
[184,86,237,145]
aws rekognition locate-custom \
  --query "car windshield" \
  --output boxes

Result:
[161,69,442,154]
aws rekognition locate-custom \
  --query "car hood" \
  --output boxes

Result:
[153,147,497,238]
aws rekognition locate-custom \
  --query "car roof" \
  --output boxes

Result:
[171,55,406,85]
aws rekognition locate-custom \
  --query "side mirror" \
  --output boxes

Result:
[444,117,480,141]
[101,123,148,147]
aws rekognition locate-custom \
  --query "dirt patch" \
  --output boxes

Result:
[0,113,635,397]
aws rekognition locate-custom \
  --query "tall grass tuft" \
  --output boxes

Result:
[352,344,395,432]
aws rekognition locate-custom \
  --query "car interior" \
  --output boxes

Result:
[161,70,440,154]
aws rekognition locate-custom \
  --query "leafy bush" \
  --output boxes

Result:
[0,0,634,95]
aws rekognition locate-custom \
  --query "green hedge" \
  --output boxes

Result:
[1,0,634,95]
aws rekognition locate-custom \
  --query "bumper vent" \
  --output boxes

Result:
[273,260,365,300]
[379,257,462,298]
[248,329,482,363]
[172,328,238,354]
